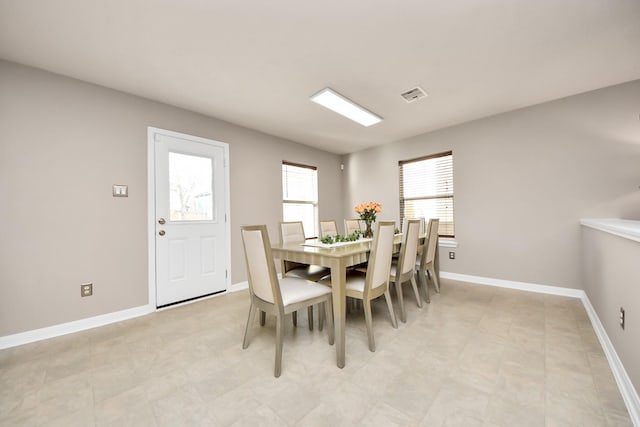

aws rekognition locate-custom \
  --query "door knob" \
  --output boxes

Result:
[158,218,166,225]
[158,230,165,236]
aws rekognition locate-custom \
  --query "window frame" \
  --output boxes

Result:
[399,150,455,238]
[282,161,318,238]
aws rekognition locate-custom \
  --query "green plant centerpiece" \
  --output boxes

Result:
[320,230,362,245]
[355,201,381,238]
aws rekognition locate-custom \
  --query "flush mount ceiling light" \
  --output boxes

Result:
[310,88,382,127]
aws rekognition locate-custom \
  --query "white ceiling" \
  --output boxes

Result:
[1,1,639,154]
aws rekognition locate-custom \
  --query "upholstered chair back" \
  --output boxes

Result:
[241,225,278,304]
[399,219,421,275]
[366,221,396,291]
[280,221,305,244]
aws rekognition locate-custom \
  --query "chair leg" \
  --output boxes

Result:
[429,267,441,293]
[396,281,406,323]
[347,297,361,312]
[308,306,314,331]
[318,302,324,332]
[410,276,422,308]
[260,310,266,326]
[243,304,257,349]
[419,270,430,304]
[363,298,375,352]
[324,298,335,345]
[292,311,297,327]
[274,313,284,378]
[384,290,398,329]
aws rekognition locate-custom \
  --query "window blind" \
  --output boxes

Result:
[282,161,317,202]
[282,161,318,237]
[399,151,455,237]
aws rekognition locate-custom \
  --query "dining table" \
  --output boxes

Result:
[271,233,438,368]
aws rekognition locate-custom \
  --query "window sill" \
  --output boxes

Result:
[439,238,458,248]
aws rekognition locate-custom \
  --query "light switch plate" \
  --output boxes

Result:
[113,184,128,197]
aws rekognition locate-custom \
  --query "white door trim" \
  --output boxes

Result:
[147,127,231,308]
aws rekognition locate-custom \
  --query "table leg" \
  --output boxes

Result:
[330,260,346,368]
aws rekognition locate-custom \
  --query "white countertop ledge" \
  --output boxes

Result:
[580,218,640,243]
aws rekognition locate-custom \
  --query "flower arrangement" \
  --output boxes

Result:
[355,201,382,237]
[355,201,382,222]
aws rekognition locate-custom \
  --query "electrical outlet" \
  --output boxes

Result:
[449,251,455,260]
[81,283,93,297]
[620,307,625,330]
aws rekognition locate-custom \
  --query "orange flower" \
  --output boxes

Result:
[354,202,382,221]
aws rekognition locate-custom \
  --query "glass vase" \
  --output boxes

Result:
[364,220,374,238]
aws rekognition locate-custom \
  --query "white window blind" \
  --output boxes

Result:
[282,161,318,238]
[399,151,455,237]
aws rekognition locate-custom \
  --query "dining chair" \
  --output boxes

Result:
[321,220,397,352]
[344,219,362,235]
[417,218,440,296]
[319,220,339,238]
[279,221,331,330]
[415,219,432,304]
[389,218,422,323]
[240,225,334,377]
[401,217,425,238]
[397,217,425,261]
[418,217,425,236]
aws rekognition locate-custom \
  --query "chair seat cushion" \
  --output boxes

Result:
[285,264,330,282]
[343,271,367,293]
[352,262,369,274]
[389,263,398,280]
[389,262,416,280]
[280,277,332,306]
[319,271,367,293]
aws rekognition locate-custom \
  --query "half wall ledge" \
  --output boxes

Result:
[580,218,640,243]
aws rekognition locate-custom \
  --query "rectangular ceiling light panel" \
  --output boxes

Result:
[310,88,382,127]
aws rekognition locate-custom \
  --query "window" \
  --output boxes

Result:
[282,161,318,238]
[399,151,454,237]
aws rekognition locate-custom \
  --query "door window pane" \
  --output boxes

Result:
[169,152,213,221]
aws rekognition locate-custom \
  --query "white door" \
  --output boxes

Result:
[153,130,228,307]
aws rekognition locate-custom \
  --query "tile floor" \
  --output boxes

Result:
[0,280,632,426]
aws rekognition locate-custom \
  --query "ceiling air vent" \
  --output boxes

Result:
[400,86,428,103]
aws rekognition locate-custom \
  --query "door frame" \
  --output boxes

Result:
[147,127,231,309]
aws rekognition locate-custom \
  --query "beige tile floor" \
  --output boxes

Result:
[0,280,632,426]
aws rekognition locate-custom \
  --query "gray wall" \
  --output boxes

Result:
[0,60,343,336]
[344,80,640,289]
[2,57,639,340]
[582,226,640,394]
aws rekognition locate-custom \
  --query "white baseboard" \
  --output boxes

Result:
[0,282,251,350]
[0,304,154,350]
[581,296,640,426]
[440,271,585,298]
[440,271,584,298]
[440,271,639,425]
